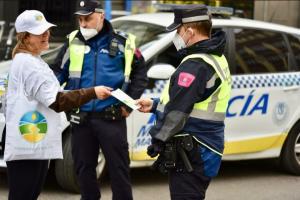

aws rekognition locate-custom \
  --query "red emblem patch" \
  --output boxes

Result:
[178,72,195,87]
[134,49,142,59]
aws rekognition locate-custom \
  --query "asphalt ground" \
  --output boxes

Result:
[0,159,300,200]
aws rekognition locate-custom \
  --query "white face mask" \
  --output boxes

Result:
[80,27,98,40]
[172,32,187,51]
[80,15,101,41]
[172,28,193,51]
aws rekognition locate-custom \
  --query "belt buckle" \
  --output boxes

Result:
[70,114,80,124]
[103,105,121,120]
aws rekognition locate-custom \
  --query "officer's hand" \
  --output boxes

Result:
[151,154,169,175]
[136,98,153,113]
[121,106,130,118]
[147,144,160,158]
[94,86,112,100]
[147,139,164,158]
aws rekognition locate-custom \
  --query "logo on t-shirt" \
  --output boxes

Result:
[19,111,48,143]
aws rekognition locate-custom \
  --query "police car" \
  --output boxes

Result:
[1,6,300,193]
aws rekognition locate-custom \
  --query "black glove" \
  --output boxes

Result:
[147,139,164,158]
[151,154,169,175]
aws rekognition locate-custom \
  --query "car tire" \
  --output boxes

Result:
[55,127,106,193]
[0,126,5,156]
[280,122,300,175]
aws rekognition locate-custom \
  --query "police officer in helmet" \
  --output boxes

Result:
[137,5,231,200]
[53,0,148,199]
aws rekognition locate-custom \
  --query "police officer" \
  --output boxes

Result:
[137,5,231,200]
[52,0,147,199]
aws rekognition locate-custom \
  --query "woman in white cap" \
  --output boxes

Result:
[4,10,112,200]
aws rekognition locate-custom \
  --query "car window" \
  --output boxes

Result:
[0,23,16,61]
[287,34,300,69]
[144,28,228,90]
[111,21,167,51]
[234,28,289,74]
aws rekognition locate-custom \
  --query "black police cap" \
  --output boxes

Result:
[75,0,104,16]
[166,5,210,32]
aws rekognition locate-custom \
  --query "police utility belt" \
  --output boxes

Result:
[68,105,123,124]
[153,134,196,174]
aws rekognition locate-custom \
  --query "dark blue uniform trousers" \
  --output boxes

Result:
[169,144,212,200]
[71,117,132,200]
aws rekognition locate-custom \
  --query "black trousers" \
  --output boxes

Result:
[71,117,132,200]
[6,160,49,200]
[168,144,212,200]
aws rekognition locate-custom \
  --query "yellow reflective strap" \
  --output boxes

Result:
[160,80,170,104]
[215,81,231,113]
[181,54,227,82]
[195,95,211,110]
[69,30,85,77]
[124,33,136,77]
[182,54,230,114]
[69,30,78,42]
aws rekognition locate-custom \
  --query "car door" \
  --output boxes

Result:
[110,20,173,161]
[130,42,180,161]
[224,27,300,157]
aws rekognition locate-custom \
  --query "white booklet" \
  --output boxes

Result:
[111,89,140,110]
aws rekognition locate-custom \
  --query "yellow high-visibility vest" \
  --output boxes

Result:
[68,30,136,80]
[159,53,231,122]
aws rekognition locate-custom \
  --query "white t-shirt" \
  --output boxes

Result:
[4,53,63,161]
[7,53,60,107]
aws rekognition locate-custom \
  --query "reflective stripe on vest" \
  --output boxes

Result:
[124,33,136,81]
[69,30,84,78]
[68,30,136,80]
[159,53,231,122]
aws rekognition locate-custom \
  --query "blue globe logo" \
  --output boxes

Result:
[19,111,48,143]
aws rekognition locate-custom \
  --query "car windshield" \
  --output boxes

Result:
[111,20,168,51]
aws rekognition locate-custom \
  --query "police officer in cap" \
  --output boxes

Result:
[52,0,147,199]
[137,5,231,200]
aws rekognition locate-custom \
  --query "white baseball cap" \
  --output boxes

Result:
[15,10,56,35]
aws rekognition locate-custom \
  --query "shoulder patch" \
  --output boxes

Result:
[178,72,195,88]
[134,49,142,59]
[112,30,127,46]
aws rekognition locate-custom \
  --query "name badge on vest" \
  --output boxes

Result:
[85,45,91,54]
[109,38,119,57]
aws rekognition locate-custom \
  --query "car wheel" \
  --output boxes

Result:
[280,122,300,175]
[55,127,106,193]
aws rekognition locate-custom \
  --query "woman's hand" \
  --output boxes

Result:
[136,98,153,113]
[94,86,112,100]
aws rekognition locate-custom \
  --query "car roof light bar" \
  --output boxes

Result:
[208,6,233,16]
[153,3,234,16]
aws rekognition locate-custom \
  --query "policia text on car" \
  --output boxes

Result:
[137,4,231,200]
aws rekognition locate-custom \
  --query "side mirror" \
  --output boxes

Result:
[147,64,176,80]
